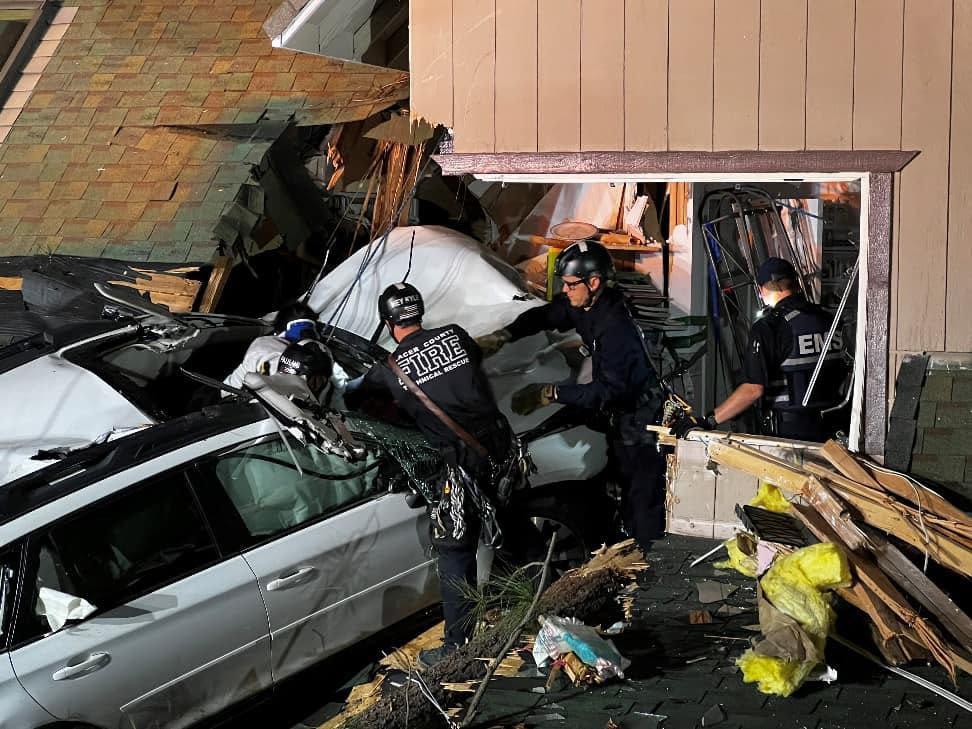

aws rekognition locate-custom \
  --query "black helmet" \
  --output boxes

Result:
[554,240,615,282]
[277,339,334,379]
[378,282,424,326]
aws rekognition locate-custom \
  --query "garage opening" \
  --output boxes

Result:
[442,176,865,450]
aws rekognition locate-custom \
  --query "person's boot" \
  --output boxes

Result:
[418,642,458,669]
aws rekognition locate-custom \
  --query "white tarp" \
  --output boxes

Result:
[307,226,608,485]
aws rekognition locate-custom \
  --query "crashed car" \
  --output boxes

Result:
[0,285,613,729]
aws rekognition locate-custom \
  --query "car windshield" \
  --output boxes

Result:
[342,412,442,502]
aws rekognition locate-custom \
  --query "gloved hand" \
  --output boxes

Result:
[475,328,511,358]
[670,412,718,439]
[511,383,556,416]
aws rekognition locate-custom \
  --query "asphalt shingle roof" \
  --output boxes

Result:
[0,0,408,262]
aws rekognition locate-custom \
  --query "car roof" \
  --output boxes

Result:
[0,401,266,530]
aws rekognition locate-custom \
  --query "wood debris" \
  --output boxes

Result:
[701,437,972,681]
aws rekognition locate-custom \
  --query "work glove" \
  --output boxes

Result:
[669,412,718,439]
[475,328,511,358]
[511,383,556,416]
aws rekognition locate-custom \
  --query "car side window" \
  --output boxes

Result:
[210,438,382,540]
[12,472,218,648]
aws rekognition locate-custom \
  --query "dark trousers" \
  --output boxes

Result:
[436,541,478,647]
[611,433,667,550]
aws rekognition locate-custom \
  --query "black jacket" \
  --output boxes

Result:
[363,324,511,464]
[505,287,660,413]
[742,293,847,415]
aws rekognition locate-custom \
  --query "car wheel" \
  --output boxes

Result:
[497,489,599,577]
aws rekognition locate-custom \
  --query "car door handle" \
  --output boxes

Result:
[52,652,111,681]
[266,566,317,591]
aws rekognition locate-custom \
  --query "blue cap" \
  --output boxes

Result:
[755,257,798,286]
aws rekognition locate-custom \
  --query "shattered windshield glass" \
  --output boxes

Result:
[343,413,441,502]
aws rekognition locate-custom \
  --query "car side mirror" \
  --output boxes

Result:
[405,491,427,509]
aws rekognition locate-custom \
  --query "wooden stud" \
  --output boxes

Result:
[198,255,232,313]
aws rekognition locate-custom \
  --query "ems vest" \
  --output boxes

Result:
[764,300,845,413]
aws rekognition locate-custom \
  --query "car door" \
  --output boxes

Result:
[198,433,436,682]
[7,469,272,729]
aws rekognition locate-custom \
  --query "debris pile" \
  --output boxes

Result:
[332,540,647,729]
[703,437,972,693]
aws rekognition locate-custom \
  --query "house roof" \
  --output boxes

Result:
[0,0,408,262]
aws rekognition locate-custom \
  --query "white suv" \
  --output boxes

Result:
[0,397,441,729]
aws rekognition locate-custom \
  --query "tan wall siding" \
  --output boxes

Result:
[410,0,972,358]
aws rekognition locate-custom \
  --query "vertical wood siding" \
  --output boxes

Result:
[758,0,807,150]
[624,0,668,151]
[580,0,625,150]
[494,0,538,152]
[537,0,580,152]
[947,1,972,351]
[410,0,972,360]
[806,0,855,149]
[712,0,760,150]
[668,0,714,151]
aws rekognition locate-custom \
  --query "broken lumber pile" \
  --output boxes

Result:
[703,437,972,680]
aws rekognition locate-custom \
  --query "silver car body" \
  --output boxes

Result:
[0,412,437,729]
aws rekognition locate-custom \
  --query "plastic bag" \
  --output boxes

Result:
[533,615,631,681]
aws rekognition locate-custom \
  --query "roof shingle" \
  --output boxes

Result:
[0,0,408,261]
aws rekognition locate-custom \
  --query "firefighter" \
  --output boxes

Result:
[477,240,666,554]
[223,301,319,391]
[671,257,848,441]
[359,282,515,667]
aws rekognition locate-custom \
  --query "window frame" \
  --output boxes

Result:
[0,1,52,108]
[8,467,224,651]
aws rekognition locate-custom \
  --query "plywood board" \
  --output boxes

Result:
[758,0,807,150]
[580,0,624,151]
[538,0,580,152]
[495,0,538,152]
[805,0,854,150]
[623,0,668,151]
[668,0,714,151]
[946,0,972,351]
[896,0,952,352]
[409,0,454,127]
[452,0,495,153]
[668,440,717,539]
[712,0,759,150]
[853,0,904,149]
